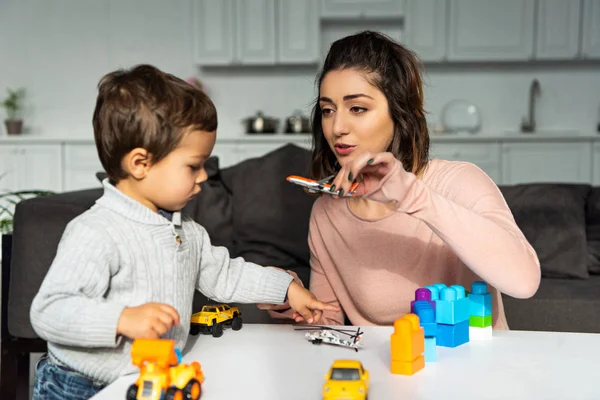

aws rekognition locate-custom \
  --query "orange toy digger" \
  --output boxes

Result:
[126,339,204,400]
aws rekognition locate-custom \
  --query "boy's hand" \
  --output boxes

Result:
[117,303,181,339]
[286,281,340,324]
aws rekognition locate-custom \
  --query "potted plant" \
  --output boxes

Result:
[1,87,26,135]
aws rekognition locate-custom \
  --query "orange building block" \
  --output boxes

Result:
[390,313,425,375]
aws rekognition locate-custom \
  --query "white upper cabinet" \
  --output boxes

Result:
[535,0,581,60]
[193,0,319,65]
[447,0,535,61]
[0,144,62,193]
[501,142,592,185]
[193,0,235,65]
[236,0,277,64]
[404,0,447,62]
[320,0,405,19]
[277,0,320,63]
[582,0,600,59]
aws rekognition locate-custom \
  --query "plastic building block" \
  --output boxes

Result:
[470,326,493,340]
[437,320,469,348]
[424,336,436,362]
[390,314,425,376]
[468,281,492,317]
[410,288,436,313]
[413,301,438,337]
[424,285,440,301]
[470,314,492,328]
[435,285,470,325]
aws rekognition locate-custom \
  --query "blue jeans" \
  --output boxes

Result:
[32,354,107,400]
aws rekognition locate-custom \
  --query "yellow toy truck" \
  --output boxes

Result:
[126,338,204,400]
[189,303,243,338]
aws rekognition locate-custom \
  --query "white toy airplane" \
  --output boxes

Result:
[294,326,364,352]
[286,174,359,197]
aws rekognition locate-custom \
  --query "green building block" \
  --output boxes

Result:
[469,314,492,328]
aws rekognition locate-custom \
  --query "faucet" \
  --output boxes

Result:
[520,79,541,133]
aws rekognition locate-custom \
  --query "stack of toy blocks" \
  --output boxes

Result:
[425,283,470,348]
[411,288,438,361]
[468,281,493,340]
[390,313,425,375]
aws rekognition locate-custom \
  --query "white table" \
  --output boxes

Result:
[91,324,600,400]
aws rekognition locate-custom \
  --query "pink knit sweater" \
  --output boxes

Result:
[307,158,541,329]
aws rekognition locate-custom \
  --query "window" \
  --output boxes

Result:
[330,368,360,381]
[142,380,153,397]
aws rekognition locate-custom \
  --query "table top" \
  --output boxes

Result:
[91,324,600,400]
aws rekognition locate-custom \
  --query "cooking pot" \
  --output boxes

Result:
[243,111,279,134]
[284,110,311,134]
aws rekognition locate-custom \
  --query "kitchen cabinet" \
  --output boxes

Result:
[430,141,502,183]
[535,0,581,60]
[501,142,592,185]
[63,144,103,192]
[447,0,535,61]
[404,0,447,62]
[581,0,600,59]
[277,0,320,63]
[193,0,319,65]
[320,0,405,19]
[0,144,62,192]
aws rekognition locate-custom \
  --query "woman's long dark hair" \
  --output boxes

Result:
[310,30,429,180]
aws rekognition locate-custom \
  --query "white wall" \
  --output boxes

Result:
[1,0,599,139]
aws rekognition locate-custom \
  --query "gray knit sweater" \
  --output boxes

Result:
[30,180,293,383]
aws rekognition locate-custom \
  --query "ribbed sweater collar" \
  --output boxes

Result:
[95,179,181,226]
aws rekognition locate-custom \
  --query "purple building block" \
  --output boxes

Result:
[410,288,436,313]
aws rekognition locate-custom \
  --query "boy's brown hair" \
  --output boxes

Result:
[92,64,217,182]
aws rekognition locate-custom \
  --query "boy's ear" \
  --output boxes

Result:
[122,147,152,180]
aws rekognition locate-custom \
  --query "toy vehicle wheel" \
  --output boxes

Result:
[231,316,243,331]
[189,324,200,336]
[312,338,322,345]
[211,321,223,338]
[164,387,184,400]
[126,384,138,400]
[184,378,202,400]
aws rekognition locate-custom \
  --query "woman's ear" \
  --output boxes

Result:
[122,147,151,180]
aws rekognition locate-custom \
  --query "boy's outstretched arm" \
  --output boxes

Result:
[30,221,127,347]
[193,224,339,322]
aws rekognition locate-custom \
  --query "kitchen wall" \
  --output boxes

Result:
[1,0,599,139]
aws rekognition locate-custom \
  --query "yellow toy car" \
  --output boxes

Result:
[323,359,370,400]
[126,338,204,400]
[189,304,242,338]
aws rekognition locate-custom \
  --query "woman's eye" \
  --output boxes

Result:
[321,108,334,115]
[189,165,202,172]
[351,106,367,113]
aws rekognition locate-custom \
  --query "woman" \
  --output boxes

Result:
[264,31,540,328]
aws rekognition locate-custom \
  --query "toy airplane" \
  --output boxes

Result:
[294,326,364,352]
[286,174,359,197]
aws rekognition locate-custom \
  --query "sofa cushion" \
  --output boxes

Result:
[585,187,600,274]
[182,156,234,252]
[499,183,591,280]
[228,144,316,287]
[502,276,600,333]
[9,188,103,338]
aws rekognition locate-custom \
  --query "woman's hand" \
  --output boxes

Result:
[331,151,401,203]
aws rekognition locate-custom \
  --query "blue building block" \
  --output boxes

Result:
[424,285,440,301]
[435,285,470,325]
[437,320,469,348]
[468,281,492,317]
[424,336,436,362]
[413,301,437,337]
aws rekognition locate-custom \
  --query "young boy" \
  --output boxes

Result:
[30,64,337,399]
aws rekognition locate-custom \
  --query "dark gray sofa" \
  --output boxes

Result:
[2,143,600,399]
